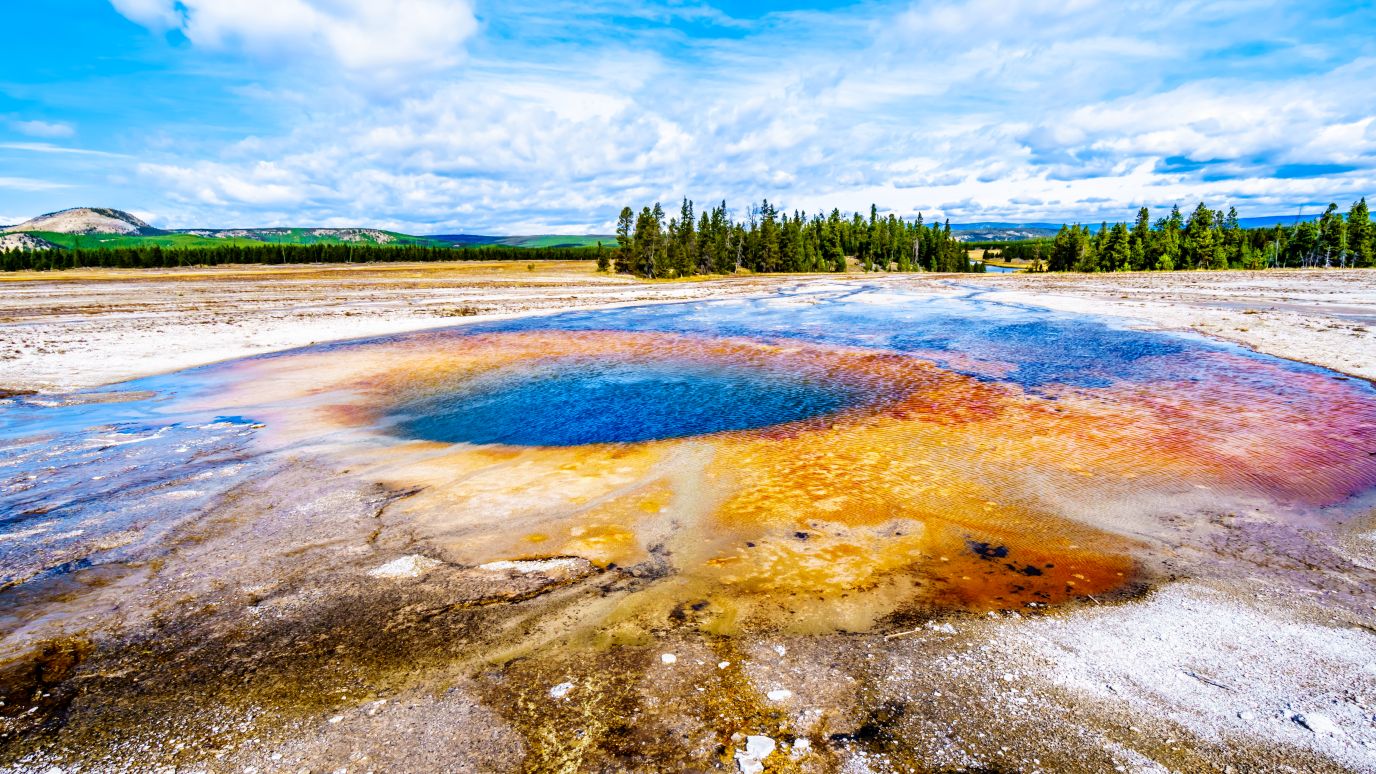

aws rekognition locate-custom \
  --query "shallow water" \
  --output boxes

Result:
[388,359,864,446]
[3,280,1376,632]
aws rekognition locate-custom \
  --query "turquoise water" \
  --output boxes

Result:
[389,359,862,446]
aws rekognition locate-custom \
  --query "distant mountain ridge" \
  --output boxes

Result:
[428,234,614,249]
[173,227,443,247]
[948,214,1321,241]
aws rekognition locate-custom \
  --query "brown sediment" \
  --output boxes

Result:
[0,636,92,743]
[0,551,617,767]
[474,637,832,773]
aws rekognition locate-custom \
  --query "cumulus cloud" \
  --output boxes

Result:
[9,120,75,139]
[111,0,478,77]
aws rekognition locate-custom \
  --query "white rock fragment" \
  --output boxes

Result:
[367,555,441,579]
[550,681,574,699]
[1001,673,1016,683]
[327,715,343,724]
[478,557,586,574]
[735,735,776,774]
[773,645,787,657]
[791,737,811,756]
[718,661,731,669]
[1294,712,1344,736]
[766,689,793,702]
[661,653,677,665]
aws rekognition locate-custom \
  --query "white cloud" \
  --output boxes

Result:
[0,177,71,192]
[111,0,478,78]
[96,0,1376,231]
[9,120,76,139]
[110,0,181,27]
[0,142,126,157]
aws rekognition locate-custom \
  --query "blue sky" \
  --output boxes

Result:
[1,1,1374,233]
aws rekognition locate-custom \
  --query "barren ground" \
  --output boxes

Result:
[2,265,1372,393]
[0,261,782,392]
[1,265,1374,773]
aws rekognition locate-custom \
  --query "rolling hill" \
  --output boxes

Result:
[949,223,1061,242]
[174,227,450,247]
[3,207,164,237]
[0,233,62,251]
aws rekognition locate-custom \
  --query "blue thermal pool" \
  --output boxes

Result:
[386,359,862,446]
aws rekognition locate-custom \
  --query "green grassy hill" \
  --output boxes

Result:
[172,228,451,248]
[24,231,262,250]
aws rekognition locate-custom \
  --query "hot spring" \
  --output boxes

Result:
[385,358,865,446]
[4,281,1376,625]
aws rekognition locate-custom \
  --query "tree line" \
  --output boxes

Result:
[0,242,605,272]
[603,199,982,277]
[989,199,1373,272]
[4,197,1372,274]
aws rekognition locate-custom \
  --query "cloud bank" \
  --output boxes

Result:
[8,0,1374,231]
[110,0,478,76]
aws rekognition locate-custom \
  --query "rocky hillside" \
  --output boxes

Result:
[177,227,415,245]
[0,233,62,251]
[3,207,162,236]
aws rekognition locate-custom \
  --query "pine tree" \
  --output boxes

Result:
[1183,203,1217,269]
[1049,225,1074,272]
[614,207,634,273]
[1347,198,1372,268]
[1318,203,1346,267]
[1102,222,1131,272]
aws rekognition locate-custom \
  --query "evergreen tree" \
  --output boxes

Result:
[1102,222,1131,272]
[614,207,634,273]
[1349,197,1373,268]
[1049,225,1075,272]
[1129,207,1150,270]
[1183,203,1217,269]
[1318,203,1346,267]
